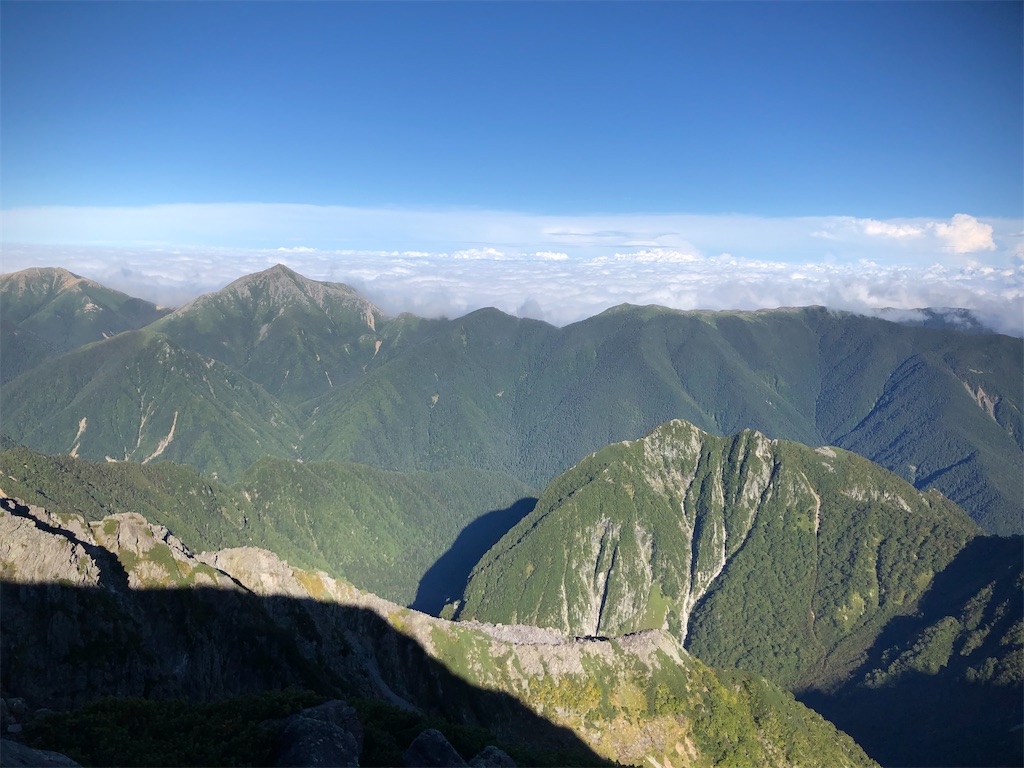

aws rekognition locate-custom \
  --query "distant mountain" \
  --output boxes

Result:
[149,264,386,405]
[0,266,170,382]
[2,267,1020,533]
[0,497,876,768]
[871,306,997,334]
[0,330,301,481]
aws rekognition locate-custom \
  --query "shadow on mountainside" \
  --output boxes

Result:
[411,497,537,616]
[799,535,1024,768]
[0,579,608,767]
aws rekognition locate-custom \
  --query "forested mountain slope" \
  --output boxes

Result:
[2,266,1020,532]
[454,418,1022,767]
[0,266,170,382]
[802,533,1023,768]
[0,446,532,606]
[455,419,981,688]
[0,330,303,481]
[149,264,386,405]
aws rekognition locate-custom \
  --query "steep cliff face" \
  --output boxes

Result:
[456,419,980,689]
[0,497,874,768]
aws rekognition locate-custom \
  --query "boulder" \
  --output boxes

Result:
[469,746,517,767]
[0,739,81,767]
[402,728,466,767]
[274,700,362,768]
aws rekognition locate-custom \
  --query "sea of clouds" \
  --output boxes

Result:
[2,206,1021,335]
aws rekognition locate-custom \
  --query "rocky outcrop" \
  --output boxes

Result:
[0,496,875,768]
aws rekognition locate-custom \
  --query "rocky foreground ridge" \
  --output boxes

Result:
[0,496,874,767]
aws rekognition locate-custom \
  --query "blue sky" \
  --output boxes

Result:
[2,1,1022,330]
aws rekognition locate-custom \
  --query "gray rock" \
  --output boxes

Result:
[3,726,19,736]
[0,739,82,767]
[293,700,363,753]
[402,728,467,767]
[469,746,517,767]
[275,702,362,768]
[5,702,25,720]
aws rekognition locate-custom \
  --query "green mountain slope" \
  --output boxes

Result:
[301,308,558,477]
[149,264,385,406]
[4,268,1020,532]
[0,331,303,481]
[456,419,981,689]
[454,418,1021,765]
[0,266,171,381]
[814,313,1023,534]
[0,446,532,605]
[304,302,1021,532]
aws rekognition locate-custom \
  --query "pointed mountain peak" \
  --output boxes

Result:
[174,265,382,320]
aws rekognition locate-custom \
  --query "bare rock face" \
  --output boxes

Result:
[197,547,308,598]
[0,499,101,587]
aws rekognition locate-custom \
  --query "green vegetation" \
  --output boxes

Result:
[800,534,1023,767]
[2,264,1019,767]
[457,420,980,690]
[0,446,532,605]
[3,266,1020,532]
[0,266,170,382]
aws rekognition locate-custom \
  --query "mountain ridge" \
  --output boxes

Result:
[0,495,877,768]
[454,419,981,687]
[2,265,1020,533]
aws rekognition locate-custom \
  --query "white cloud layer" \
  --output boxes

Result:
[3,241,1021,336]
[1,205,1020,334]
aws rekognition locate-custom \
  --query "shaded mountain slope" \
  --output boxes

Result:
[801,534,1023,768]
[0,266,171,382]
[0,497,876,768]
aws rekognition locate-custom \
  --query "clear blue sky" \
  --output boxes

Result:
[2,1,1022,333]
[3,1,1021,218]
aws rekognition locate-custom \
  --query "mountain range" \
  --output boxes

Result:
[2,265,1020,534]
[1,264,1021,767]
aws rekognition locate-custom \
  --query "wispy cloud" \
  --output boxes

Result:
[1,204,1020,334]
[2,204,1017,264]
